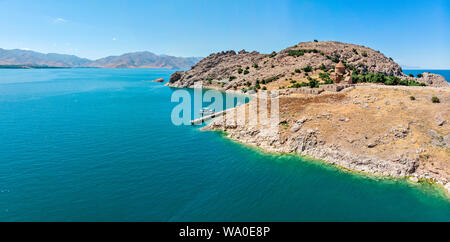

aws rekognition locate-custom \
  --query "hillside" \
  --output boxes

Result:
[168,41,448,89]
[0,48,202,69]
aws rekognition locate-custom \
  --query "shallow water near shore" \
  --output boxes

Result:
[0,68,449,222]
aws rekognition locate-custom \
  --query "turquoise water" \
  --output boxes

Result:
[0,68,449,222]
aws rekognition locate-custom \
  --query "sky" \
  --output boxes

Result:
[0,0,449,69]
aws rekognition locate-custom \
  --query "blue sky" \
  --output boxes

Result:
[0,0,449,68]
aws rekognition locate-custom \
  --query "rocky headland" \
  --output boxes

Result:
[167,41,450,194]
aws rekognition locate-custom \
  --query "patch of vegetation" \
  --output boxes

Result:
[408,73,414,77]
[326,55,340,63]
[243,69,249,75]
[237,68,243,74]
[319,72,333,84]
[308,78,320,88]
[262,86,267,90]
[269,51,277,58]
[288,49,319,57]
[362,52,368,57]
[314,39,318,42]
[302,65,313,72]
[410,96,416,101]
[352,48,358,55]
[271,64,275,68]
[351,73,427,86]
[417,73,423,78]
[432,96,440,103]
[319,63,327,71]
[253,64,259,69]
[263,76,280,84]
[229,76,237,81]
[241,88,248,93]
[295,69,301,73]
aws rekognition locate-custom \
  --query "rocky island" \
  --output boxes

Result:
[167,41,450,194]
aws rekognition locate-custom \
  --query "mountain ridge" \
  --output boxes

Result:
[0,48,202,69]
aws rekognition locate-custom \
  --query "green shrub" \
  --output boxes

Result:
[263,76,280,83]
[319,63,327,71]
[309,78,319,88]
[417,73,423,78]
[271,65,275,68]
[432,97,440,103]
[244,70,249,75]
[237,68,243,74]
[288,49,320,57]
[362,52,368,57]
[408,73,414,77]
[262,86,267,90]
[288,49,305,57]
[246,81,251,87]
[253,64,259,69]
[314,39,318,42]
[302,65,312,72]
[269,51,277,58]
[295,69,301,73]
[352,48,358,55]
[229,76,237,81]
[410,96,416,101]
[241,88,247,93]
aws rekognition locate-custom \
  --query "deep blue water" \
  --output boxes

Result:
[0,68,449,222]
[404,69,450,82]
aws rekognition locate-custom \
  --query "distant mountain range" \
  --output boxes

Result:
[0,48,203,69]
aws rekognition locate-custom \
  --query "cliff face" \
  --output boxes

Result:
[168,41,448,89]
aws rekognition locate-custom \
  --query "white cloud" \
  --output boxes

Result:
[112,37,117,41]
[54,18,67,23]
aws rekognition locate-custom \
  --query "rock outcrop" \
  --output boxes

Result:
[167,41,447,89]
[151,78,165,83]
[414,73,450,88]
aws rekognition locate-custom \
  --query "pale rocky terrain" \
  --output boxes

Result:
[205,86,450,193]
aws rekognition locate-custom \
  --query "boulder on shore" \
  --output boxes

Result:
[151,78,165,83]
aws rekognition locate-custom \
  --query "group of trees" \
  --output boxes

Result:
[351,73,426,86]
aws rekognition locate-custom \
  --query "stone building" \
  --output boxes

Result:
[331,61,352,84]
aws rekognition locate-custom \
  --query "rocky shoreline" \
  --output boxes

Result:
[202,86,450,195]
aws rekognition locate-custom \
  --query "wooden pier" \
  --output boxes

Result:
[190,110,226,125]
